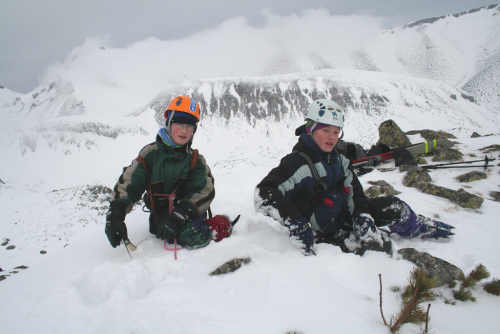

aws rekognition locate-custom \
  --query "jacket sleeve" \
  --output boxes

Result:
[339,153,369,218]
[179,152,215,217]
[254,154,305,226]
[109,143,154,215]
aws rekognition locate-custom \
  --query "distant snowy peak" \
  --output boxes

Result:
[404,4,500,29]
[0,85,22,108]
[0,81,86,118]
[371,4,500,111]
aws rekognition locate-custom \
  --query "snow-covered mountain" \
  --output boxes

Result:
[365,4,500,111]
[137,69,496,147]
[1,5,500,334]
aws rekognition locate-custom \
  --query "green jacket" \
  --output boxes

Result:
[110,135,215,219]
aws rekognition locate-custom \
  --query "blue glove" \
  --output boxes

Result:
[352,213,377,238]
[288,217,315,255]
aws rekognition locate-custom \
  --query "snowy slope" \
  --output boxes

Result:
[1,132,499,334]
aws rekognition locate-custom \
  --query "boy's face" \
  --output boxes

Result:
[312,125,341,152]
[170,123,194,146]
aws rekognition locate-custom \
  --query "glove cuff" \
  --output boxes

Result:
[288,217,312,236]
[171,204,191,225]
[176,201,195,219]
[106,201,128,222]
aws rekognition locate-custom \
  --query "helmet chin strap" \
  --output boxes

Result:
[165,110,176,137]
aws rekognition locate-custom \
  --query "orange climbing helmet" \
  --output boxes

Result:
[164,96,200,122]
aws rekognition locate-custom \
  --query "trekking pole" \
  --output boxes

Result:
[421,156,496,171]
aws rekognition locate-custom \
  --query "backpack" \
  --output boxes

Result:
[336,140,368,162]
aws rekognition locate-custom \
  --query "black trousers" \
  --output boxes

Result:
[367,196,405,227]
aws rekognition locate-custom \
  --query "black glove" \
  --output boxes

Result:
[105,221,128,248]
[156,206,190,240]
[105,205,128,248]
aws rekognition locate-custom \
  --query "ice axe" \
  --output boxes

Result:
[124,239,137,260]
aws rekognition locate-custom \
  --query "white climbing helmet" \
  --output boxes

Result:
[305,99,344,128]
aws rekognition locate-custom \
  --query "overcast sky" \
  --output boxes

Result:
[0,0,493,93]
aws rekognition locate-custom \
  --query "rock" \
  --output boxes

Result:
[381,185,401,196]
[365,181,401,197]
[368,180,391,187]
[418,183,484,209]
[471,132,481,138]
[479,145,500,153]
[40,250,47,254]
[416,158,428,164]
[377,119,411,148]
[403,167,432,188]
[399,165,414,172]
[365,186,382,198]
[13,265,28,270]
[490,191,500,202]
[456,171,487,183]
[397,248,464,287]
[405,129,456,141]
[431,147,464,162]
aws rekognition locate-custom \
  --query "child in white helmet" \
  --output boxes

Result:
[255,99,454,256]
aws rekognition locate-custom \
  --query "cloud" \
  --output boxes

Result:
[42,9,384,95]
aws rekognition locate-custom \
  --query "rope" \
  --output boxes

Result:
[153,193,176,215]
[164,238,183,260]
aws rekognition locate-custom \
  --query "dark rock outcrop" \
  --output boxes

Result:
[403,167,432,188]
[405,129,456,141]
[431,147,464,162]
[418,183,484,209]
[377,119,411,147]
[397,248,464,287]
[456,171,487,183]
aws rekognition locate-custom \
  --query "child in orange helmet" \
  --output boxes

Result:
[105,96,232,250]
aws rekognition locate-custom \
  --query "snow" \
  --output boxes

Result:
[1,111,499,333]
[1,7,500,334]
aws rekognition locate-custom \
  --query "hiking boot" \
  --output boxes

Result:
[417,215,455,239]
